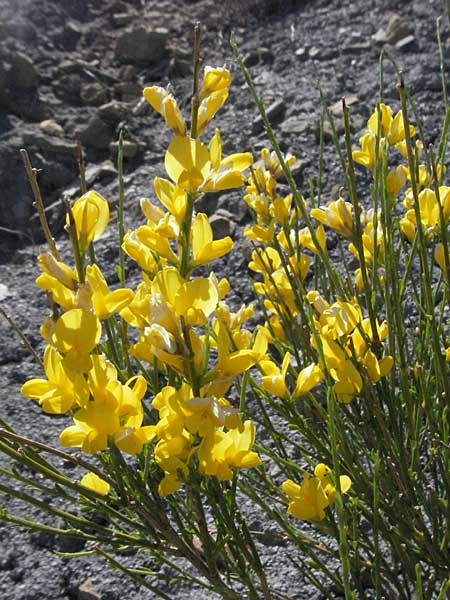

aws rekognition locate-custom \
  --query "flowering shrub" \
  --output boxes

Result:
[0,27,449,600]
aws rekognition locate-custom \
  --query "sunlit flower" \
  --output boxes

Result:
[69,191,109,252]
[143,86,186,136]
[282,464,351,521]
[164,132,252,193]
[198,420,261,480]
[311,198,354,239]
[21,345,89,413]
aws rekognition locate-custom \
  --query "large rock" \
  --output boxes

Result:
[0,137,33,229]
[22,131,77,164]
[9,52,39,90]
[114,26,169,65]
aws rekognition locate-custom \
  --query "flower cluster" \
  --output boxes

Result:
[244,147,393,406]
[21,66,264,496]
[352,103,450,279]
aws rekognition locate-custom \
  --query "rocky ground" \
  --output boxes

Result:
[0,0,448,598]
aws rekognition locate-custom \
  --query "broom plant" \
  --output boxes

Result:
[0,19,449,600]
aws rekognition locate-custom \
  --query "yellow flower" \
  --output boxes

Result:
[51,309,101,372]
[348,219,384,265]
[260,352,291,399]
[197,90,229,136]
[198,66,231,101]
[352,131,378,171]
[122,229,159,274]
[435,243,449,278]
[35,254,78,310]
[260,148,296,178]
[386,165,407,196]
[270,195,292,225]
[282,464,351,521]
[69,191,109,252]
[60,374,154,454]
[400,187,450,241]
[183,396,241,437]
[318,300,362,339]
[153,178,188,225]
[198,420,261,480]
[310,198,354,239]
[282,474,329,521]
[331,359,363,403]
[164,132,252,193]
[191,213,234,267]
[21,345,89,414]
[293,363,323,397]
[85,264,134,319]
[143,86,186,136]
[298,225,327,254]
[367,103,415,145]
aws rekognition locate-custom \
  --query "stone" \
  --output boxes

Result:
[56,73,82,103]
[37,154,76,188]
[309,46,321,59]
[57,534,86,553]
[168,55,192,78]
[295,47,307,59]
[0,283,9,301]
[0,136,35,229]
[80,82,109,106]
[132,97,149,116]
[22,131,77,160]
[9,52,39,90]
[209,210,236,238]
[54,20,83,51]
[77,116,113,150]
[395,35,417,52]
[84,161,117,186]
[342,42,371,54]
[113,82,142,101]
[118,64,136,81]
[280,159,308,184]
[330,95,359,116]
[113,12,135,27]
[114,26,169,65]
[280,116,310,135]
[252,99,286,134]
[109,140,139,159]
[78,579,102,600]
[39,119,65,137]
[374,14,412,45]
[97,101,129,124]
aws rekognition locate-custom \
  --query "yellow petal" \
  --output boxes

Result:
[197,89,228,135]
[52,309,101,356]
[164,136,210,189]
[80,472,110,495]
[282,479,302,498]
